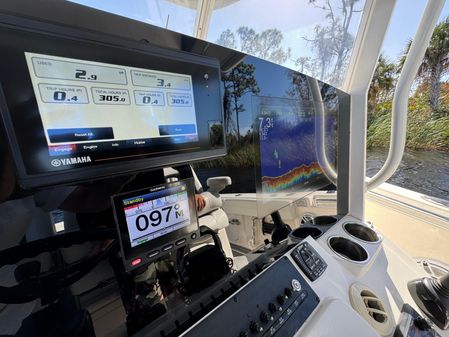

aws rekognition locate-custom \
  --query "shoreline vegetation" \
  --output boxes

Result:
[367,18,449,153]
[197,143,256,169]
[367,96,449,152]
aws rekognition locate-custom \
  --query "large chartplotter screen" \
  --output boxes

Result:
[25,52,199,149]
[0,20,225,188]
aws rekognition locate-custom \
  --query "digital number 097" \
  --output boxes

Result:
[135,204,182,231]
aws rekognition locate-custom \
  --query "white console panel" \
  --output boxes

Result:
[289,216,449,336]
[297,298,380,337]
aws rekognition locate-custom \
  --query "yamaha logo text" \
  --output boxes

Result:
[51,156,92,167]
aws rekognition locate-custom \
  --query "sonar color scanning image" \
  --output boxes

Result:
[256,97,337,193]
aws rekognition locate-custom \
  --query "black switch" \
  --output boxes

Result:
[260,311,273,323]
[250,321,263,333]
[277,295,286,305]
[269,302,279,313]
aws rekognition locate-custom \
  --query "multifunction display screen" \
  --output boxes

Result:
[25,52,199,151]
[123,183,191,248]
[0,23,225,187]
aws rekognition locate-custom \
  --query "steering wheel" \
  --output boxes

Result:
[0,228,118,304]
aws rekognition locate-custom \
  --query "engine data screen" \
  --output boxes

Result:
[25,52,199,149]
[123,183,191,248]
[0,24,225,187]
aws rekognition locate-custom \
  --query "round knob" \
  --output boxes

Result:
[269,302,282,313]
[260,311,273,323]
[250,321,263,333]
[284,287,293,298]
[277,294,286,305]
[268,302,278,313]
[291,279,301,292]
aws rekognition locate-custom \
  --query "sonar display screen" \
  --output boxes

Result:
[122,183,191,248]
[255,97,337,193]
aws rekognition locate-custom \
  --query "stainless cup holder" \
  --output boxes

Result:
[343,222,380,243]
[313,215,338,226]
[328,236,368,263]
[289,227,323,243]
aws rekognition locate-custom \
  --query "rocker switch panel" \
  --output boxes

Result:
[291,242,327,281]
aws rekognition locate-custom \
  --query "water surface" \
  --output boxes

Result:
[197,149,449,203]
[367,149,449,202]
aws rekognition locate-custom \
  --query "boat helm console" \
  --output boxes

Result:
[0,12,229,336]
[0,2,448,337]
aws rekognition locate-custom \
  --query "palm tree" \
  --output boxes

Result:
[401,18,449,115]
[368,54,396,111]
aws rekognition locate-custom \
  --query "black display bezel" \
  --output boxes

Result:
[0,15,226,189]
[112,178,199,270]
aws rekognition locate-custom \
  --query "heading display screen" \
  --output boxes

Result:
[112,178,199,269]
[123,183,191,248]
[25,53,199,149]
[0,22,225,188]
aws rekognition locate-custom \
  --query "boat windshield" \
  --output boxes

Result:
[67,0,366,88]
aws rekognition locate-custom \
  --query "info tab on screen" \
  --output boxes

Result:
[25,52,199,148]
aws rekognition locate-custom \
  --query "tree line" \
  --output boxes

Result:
[217,0,361,149]
[217,0,360,87]
[370,18,449,120]
[217,1,449,152]
[367,18,449,151]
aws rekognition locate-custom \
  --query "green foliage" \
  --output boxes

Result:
[368,54,396,112]
[196,131,258,169]
[400,18,449,113]
[209,124,224,147]
[367,96,449,151]
[367,100,389,128]
[417,18,449,81]
[197,144,257,169]
[196,142,258,169]
[367,17,449,152]
[214,13,449,153]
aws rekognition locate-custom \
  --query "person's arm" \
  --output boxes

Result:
[195,194,206,211]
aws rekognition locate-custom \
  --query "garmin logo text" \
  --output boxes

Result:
[51,156,92,167]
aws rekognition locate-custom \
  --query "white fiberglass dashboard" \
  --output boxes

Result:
[132,215,448,337]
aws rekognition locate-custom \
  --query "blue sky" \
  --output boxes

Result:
[66,0,449,136]
[68,0,449,77]
[383,0,449,61]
